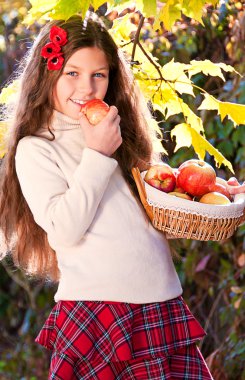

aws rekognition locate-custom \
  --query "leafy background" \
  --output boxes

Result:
[0,1,244,379]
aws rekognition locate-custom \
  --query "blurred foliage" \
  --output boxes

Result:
[0,1,245,379]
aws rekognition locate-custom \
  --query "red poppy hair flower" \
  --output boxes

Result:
[41,25,68,71]
[41,42,61,59]
[47,54,64,71]
[50,26,68,46]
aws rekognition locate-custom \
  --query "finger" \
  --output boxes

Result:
[227,185,245,195]
[78,112,91,129]
[227,177,239,186]
[105,106,118,121]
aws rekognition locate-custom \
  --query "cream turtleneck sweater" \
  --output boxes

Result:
[15,111,182,303]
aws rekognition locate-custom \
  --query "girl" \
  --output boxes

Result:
[0,12,242,380]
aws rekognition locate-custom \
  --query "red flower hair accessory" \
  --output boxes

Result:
[41,26,68,71]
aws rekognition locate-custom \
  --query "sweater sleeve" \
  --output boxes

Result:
[15,137,118,247]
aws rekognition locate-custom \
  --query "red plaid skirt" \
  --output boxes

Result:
[35,296,213,379]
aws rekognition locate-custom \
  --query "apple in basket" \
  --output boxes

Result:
[172,186,185,193]
[199,192,231,205]
[176,159,216,197]
[80,99,109,125]
[208,182,232,201]
[168,191,193,200]
[144,164,176,192]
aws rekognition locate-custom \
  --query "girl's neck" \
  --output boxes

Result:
[52,110,81,130]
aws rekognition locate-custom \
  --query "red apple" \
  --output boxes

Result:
[80,99,109,125]
[146,178,162,190]
[173,186,185,193]
[199,192,231,205]
[208,182,232,201]
[176,159,216,197]
[168,192,193,200]
[144,164,176,192]
[216,177,228,187]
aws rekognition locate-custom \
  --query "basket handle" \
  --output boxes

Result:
[132,167,147,203]
[132,167,153,221]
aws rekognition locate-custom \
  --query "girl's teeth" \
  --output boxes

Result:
[72,100,86,104]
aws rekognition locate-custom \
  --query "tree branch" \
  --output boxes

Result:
[131,14,145,63]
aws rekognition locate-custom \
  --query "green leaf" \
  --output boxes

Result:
[217,141,234,158]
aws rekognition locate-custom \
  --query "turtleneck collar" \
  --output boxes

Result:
[51,110,81,130]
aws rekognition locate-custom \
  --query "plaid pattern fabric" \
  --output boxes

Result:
[49,343,213,379]
[36,296,212,379]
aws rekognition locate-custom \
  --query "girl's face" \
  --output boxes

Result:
[53,46,110,120]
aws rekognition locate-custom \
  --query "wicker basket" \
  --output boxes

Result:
[132,167,245,241]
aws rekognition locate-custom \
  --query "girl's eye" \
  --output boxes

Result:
[66,72,78,77]
[93,73,106,78]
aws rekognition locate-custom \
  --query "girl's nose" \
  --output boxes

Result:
[77,77,94,96]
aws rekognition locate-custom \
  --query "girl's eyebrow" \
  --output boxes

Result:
[65,64,109,70]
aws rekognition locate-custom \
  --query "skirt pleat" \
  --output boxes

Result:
[35,296,212,379]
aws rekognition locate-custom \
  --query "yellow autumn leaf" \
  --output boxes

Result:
[151,85,203,130]
[110,14,137,45]
[152,137,168,154]
[0,121,8,159]
[24,0,58,24]
[198,93,245,126]
[170,123,192,151]
[187,59,239,81]
[25,0,106,24]
[92,0,108,12]
[142,0,157,17]
[154,0,182,31]
[0,80,20,105]
[136,78,164,103]
[208,0,219,6]
[126,40,162,79]
[171,123,234,172]
[219,102,245,126]
[182,0,205,25]
[163,99,183,119]
[152,84,183,119]
[161,59,194,96]
[147,118,168,154]
[191,128,233,172]
[153,0,218,30]
[50,0,90,21]
[181,102,204,133]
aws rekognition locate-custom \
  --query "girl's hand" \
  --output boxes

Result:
[226,177,245,195]
[79,106,122,157]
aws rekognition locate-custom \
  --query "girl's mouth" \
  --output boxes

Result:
[70,99,93,106]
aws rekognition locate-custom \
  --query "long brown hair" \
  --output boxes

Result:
[0,14,157,282]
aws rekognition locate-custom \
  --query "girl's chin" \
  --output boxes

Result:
[65,108,80,120]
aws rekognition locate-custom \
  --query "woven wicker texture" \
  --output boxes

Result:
[132,167,245,241]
